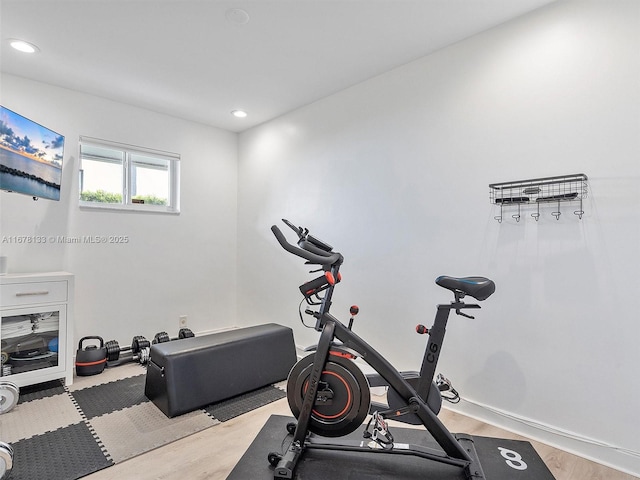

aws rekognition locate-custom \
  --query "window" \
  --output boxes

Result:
[79,137,179,213]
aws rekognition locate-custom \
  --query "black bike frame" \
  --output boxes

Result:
[274,269,485,479]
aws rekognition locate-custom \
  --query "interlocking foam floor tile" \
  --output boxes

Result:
[70,374,148,419]
[89,401,217,463]
[67,362,146,392]
[0,392,83,443]
[204,385,286,422]
[17,379,65,403]
[3,364,286,479]
[9,421,112,480]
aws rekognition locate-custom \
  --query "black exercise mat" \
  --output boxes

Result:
[473,435,554,478]
[204,385,286,422]
[228,415,556,480]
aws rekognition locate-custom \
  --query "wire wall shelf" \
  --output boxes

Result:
[489,173,588,223]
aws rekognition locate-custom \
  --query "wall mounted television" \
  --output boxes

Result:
[0,106,65,201]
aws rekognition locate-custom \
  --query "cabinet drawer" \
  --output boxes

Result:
[1,281,68,307]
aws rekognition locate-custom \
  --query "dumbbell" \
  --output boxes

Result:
[104,336,151,365]
[0,382,18,414]
[0,387,16,479]
[104,329,195,366]
[152,328,195,344]
[0,441,13,480]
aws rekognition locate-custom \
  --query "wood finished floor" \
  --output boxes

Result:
[84,397,638,480]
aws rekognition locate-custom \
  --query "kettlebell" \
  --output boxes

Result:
[75,336,107,376]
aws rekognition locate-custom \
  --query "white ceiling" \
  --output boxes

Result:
[0,0,556,133]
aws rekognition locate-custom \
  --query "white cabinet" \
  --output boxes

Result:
[0,272,74,387]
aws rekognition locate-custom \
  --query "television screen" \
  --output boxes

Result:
[0,106,65,201]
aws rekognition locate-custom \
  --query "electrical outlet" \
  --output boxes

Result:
[179,315,188,328]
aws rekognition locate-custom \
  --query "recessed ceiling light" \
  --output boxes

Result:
[226,8,250,25]
[231,110,248,118]
[9,39,39,54]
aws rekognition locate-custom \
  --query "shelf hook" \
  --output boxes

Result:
[574,196,584,219]
[512,203,521,222]
[494,203,503,223]
[531,202,540,221]
[551,200,561,220]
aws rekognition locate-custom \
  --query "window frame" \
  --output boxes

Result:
[79,136,180,214]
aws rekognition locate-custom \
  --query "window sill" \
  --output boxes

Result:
[79,201,180,215]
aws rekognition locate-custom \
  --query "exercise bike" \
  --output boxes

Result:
[268,219,496,479]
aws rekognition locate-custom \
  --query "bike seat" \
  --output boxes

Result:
[436,276,495,301]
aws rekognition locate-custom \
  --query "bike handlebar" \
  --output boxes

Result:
[271,223,343,267]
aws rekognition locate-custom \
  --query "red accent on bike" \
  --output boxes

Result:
[303,372,352,420]
[337,272,342,282]
[416,324,429,334]
[330,350,356,359]
[350,305,359,316]
[325,271,336,285]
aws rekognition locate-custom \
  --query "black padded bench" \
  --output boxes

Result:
[144,323,297,417]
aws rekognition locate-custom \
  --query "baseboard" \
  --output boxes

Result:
[444,398,640,478]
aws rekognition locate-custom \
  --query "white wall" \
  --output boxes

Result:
[238,0,639,475]
[0,74,239,345]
